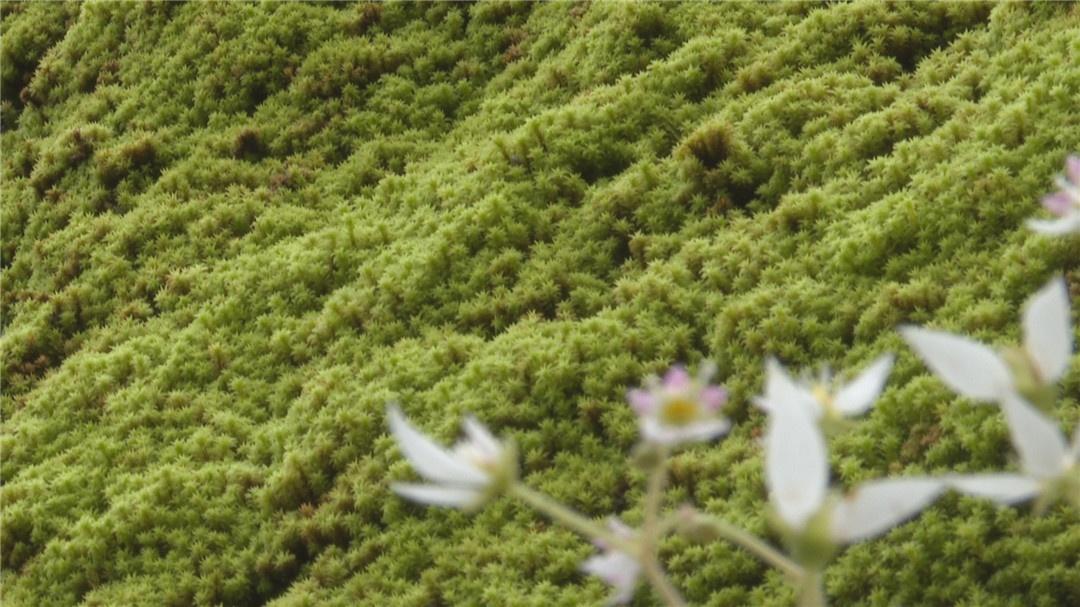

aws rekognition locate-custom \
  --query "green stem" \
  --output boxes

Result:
[509,484,637,555]
[797,569,827,607]
[640,446,687,607]
[680,511,804,582]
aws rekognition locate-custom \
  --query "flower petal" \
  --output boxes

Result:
[387,405,488,485]
[696,360,718,384]
[582,520,641,606]
[1027,213,1080,235]
[829,478,945,545]
[833,353,894,416]
[581,550,641,605]
[764,399,828,531]
[899,326,1013,402]
[699,385,728,411]
[640,417,730,446]
[662,366,692,391]
[947,474,1041,505]
[1041,192,1074,216]
[1000,393,1069,479]
[627,389,656,415]
[462,415,502,459]
[761,357,819,418]
[1022,276,1072,384]
[392,483,483,508]
[675,418,731,443]
[1066,154,1080,185]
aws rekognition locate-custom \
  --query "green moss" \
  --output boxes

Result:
[2,1,1079,606]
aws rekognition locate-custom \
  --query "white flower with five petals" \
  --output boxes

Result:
[759,354,894,422]
[387,405,514,510]
[760,393,945,556]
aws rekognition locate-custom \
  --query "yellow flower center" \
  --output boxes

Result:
[660,397,700,425]
[455,444,496,472]
[811,384,835,412]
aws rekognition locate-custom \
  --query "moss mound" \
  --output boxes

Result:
[2,2,1079,605]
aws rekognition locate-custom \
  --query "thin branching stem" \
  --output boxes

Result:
[641,445,688,607]
[679,510,804,582]
[509,483,638,555]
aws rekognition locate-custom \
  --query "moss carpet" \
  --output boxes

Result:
[2,1,1079,605]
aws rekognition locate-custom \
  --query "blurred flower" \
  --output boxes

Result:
[759,393,944,557]
[1028,155,1080,235]
[580,519,641,605]
[899,276,1072,404]
[948,394,1080,509]
[628,363,730,447]
[759,354,894,422]
[388,405,514,510]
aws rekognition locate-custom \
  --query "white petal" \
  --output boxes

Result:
[581,551,641,605]
[899,326,1014,402]
[1000,393,1069,479]
[1027,213,1080,235]
[833,353,894,416]
[696,360,718,384]
[392,483,483,508]
[761,357,820,418]
[829,478,945,544]
[1022,277,1072,384]
[765,402,828,531]
[946,474,1041,504]
[640,417,730,446]
[387,405,488,485]
[680,418,731,443]
[462,415,502,459]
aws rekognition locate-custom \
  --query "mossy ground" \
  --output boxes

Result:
[2,2,1079,606]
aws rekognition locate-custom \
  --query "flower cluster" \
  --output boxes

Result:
[384,157,1077,606]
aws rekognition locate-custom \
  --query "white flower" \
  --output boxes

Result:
[627,363,730,447]
[899,276,1072,403]
[580,519,642,605]
[1028,155,1080,235]
[759,354,894,421]
[948,393,1080,507]
[900,277,1079,508]
[760,394,945,549]
[387,405,513,510]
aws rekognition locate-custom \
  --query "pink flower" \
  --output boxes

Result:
[628,363,730,446]
[1029,154,1080,235]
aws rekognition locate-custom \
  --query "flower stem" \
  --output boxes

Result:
[640,446,687,607]
[797,568,827,607]
[509,483,637,555]
[678,509,804,582]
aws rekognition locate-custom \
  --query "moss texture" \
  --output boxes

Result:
[2,1,1079,605]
